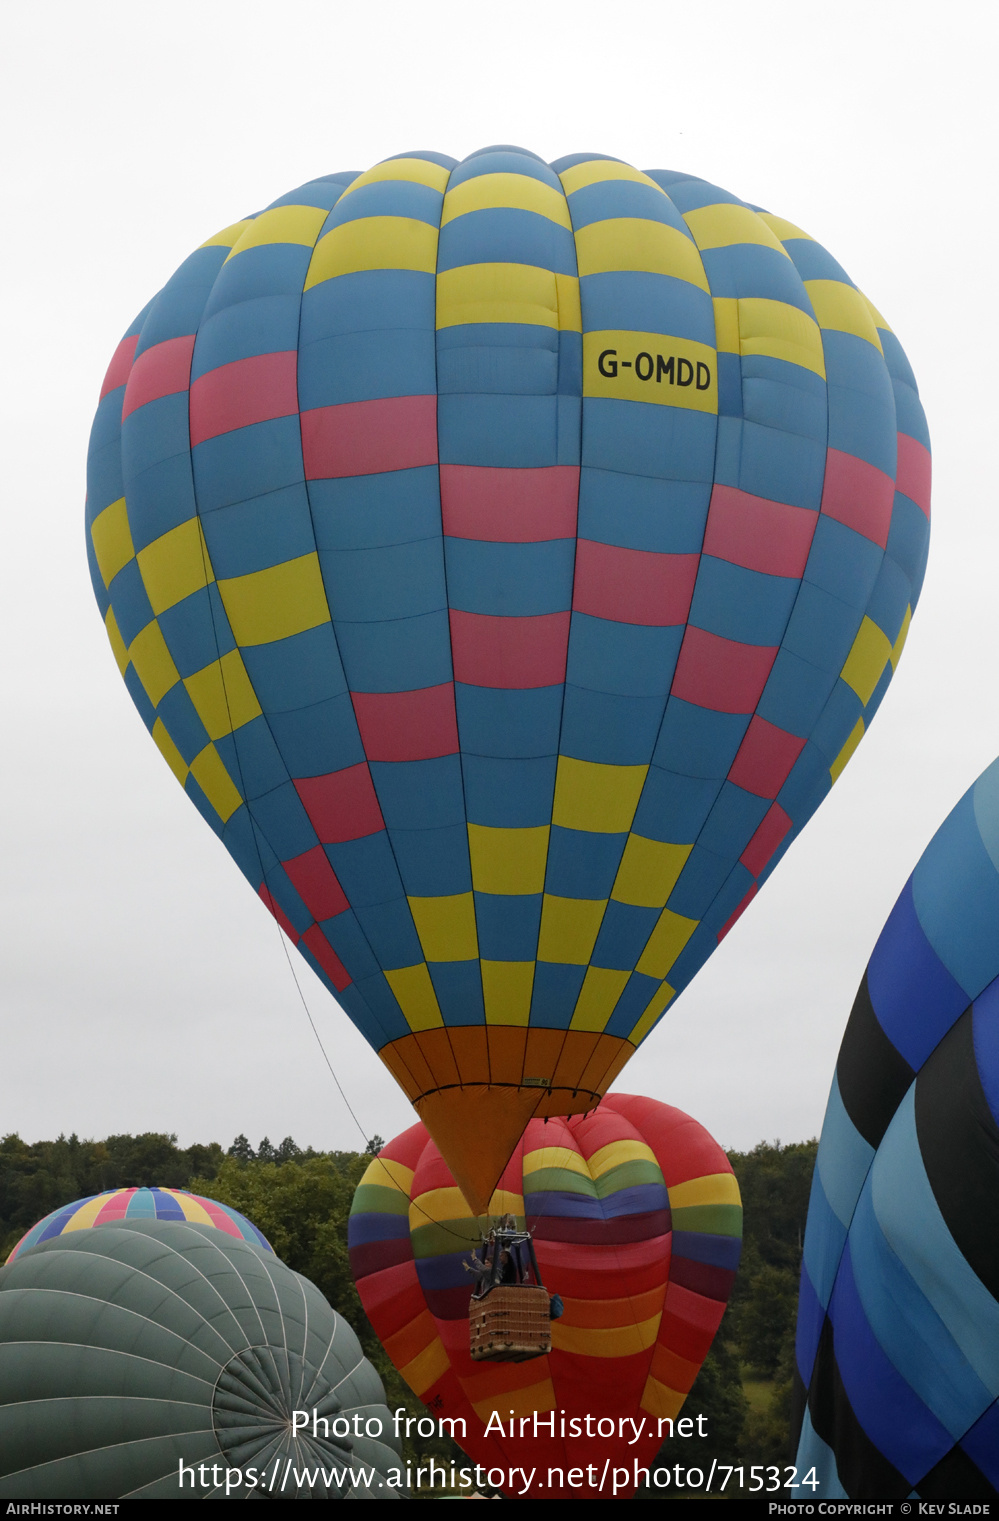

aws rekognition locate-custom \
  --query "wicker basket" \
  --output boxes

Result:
[469,1285,552,1362]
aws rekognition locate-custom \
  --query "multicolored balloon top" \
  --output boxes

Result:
[794,757,999,1497]
[5,1186,272,1262]
[348,1093,741,1497]
[86,146,930,1210]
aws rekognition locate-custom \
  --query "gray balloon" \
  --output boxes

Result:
[0,1219,404,1498]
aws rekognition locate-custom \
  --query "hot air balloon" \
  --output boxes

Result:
[5,1184,272,1261]
[86,146,930,1211]
[793,756,999,1498]
[0,1218,403,1498]
[347,1093,741,1497]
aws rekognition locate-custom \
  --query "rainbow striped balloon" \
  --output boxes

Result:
[6,1186,272,1262]
[349,1093,741,1498]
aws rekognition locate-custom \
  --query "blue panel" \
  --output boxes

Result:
[124,451,200,551]
[191,295,302,379]
[885,496,929,592]
[462,754,557,826]
[298,329,437,407]
[795,1264,825,1387]
[265,177,349,212]
[781,581,862,675]
[581,398,716,480]
[326,832,403,907]
[816,1074,875,1228]
[544,826,626,898]
[880,330,919,395]
[155,682,210,765]
[641,172,743,213]
[559,686,665,764]
[321,537,446,622]
[602,970,663,1036]
[577,270,714,344]
[529,961,587,1027]
[249,781,318,858]
[569,180,691,232]
[437,321,556,353]
[689,556,799,646]
[200,244,313,317]
[912,790,999,1002]
[108,557,154,647]
[87,437,126,519]
[348,973,411,1043]
[633,765,719,842]
[781,239,852,284]
[262,863,312,935]
[961,1403,999,1488]
[757,647,837,735]
[973,977,999,1129]
[241,622,347,711]
[437,344,558,396]
[335,609,453,691]
[323,908,381,983]
[801,1167,848,1310]
[267,691,365,776]
[698,782,770,858]
[566,614,684,698]
[326,178,443,227]
[577,469,710,552]
[437,207,576,274]
[702,862,754,930]
[736,419,827,509]
[192,416,304,513]
[222,805,273,885]
[437,393,557,467]
[868,876,970,1070]
[133,248,228,350]
[653,698,749,779]
[699,244,814,313]
[389,824,472,896]
[300,269,436,339]
[187,769,229,836]
[827,385,897,476]
[200,484,317,577]
[777,742,832,826]
[667,844,732,918]
[226,715,293,801]
[591,900,660,970]
[430,960,485,1025]
[350,897,422,969]
[455,684,562,758]
[665,920,717,991]
[122,392,191,475]
[309,466,442,550]
[716,353,742,417]
[369,755,466,830]
[444,537,575,615]
[809,682,862,764]
[448,151,561,189]
[474,892,542,959]
[741,360,827,439]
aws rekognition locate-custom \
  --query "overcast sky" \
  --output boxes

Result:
[1,0,994,1157]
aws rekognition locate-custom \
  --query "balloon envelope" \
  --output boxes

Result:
[0,1219,402,1498]
[348,1092,741,1497]
[793,757,999,1497]
[5,1184,272,1262]
[86,146,930,1209]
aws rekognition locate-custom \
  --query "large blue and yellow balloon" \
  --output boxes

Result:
[86,147,930,1209]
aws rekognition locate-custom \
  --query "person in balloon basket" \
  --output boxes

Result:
[466,1216,564,1318]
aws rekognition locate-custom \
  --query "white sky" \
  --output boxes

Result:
[1,0,995,1155]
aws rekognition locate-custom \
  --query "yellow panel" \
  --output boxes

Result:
[340,157,451,195]
[399,1335,451,1398]
[552,1313,659,1357]
[408,893,479,962]
[804,279,883,350]
[218,553,329,647]
[226,205,328,260]
[137,516,213,616]
[569,966,630,1032]
[104,608,128,677]
[574,218,708,291]
[537,895,605,965]
[184,649,262,740]
[737,297,826,378]
[712,296,740,354]
[864,293,892,333]
[200,219,254,250]
[612,835,692,908]
[639,1375,686,1422]
[684,203,790,257]
[559,159,662,196]
[522,1145,590,1178]
[555,271,582,332]
[668,1171,741,1209]
[305,216,438,288]
[90,497,134,588]
[637,908,697,980]
[840,616,893,705]
[588,1138,657,1177]
[128,620,179,707]
[891,605,912,670]
[757,212,813,243]
[481,961,535,1026]
[189,743,243,824]
[467,824,549,895]
[442,172,571,229]
[151,718,188,786]
[553,756,647,834]
[413,1185,522,1227]
[472,1378,555,1423]
[583,330,717,414]
[385,964,444,1032]
[436,261,559,329]
[830,717,865,785]
[362,1155,414,1194]
[628,982,676,1044]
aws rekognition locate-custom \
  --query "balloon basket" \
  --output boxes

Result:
[469,1285,551,1362]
